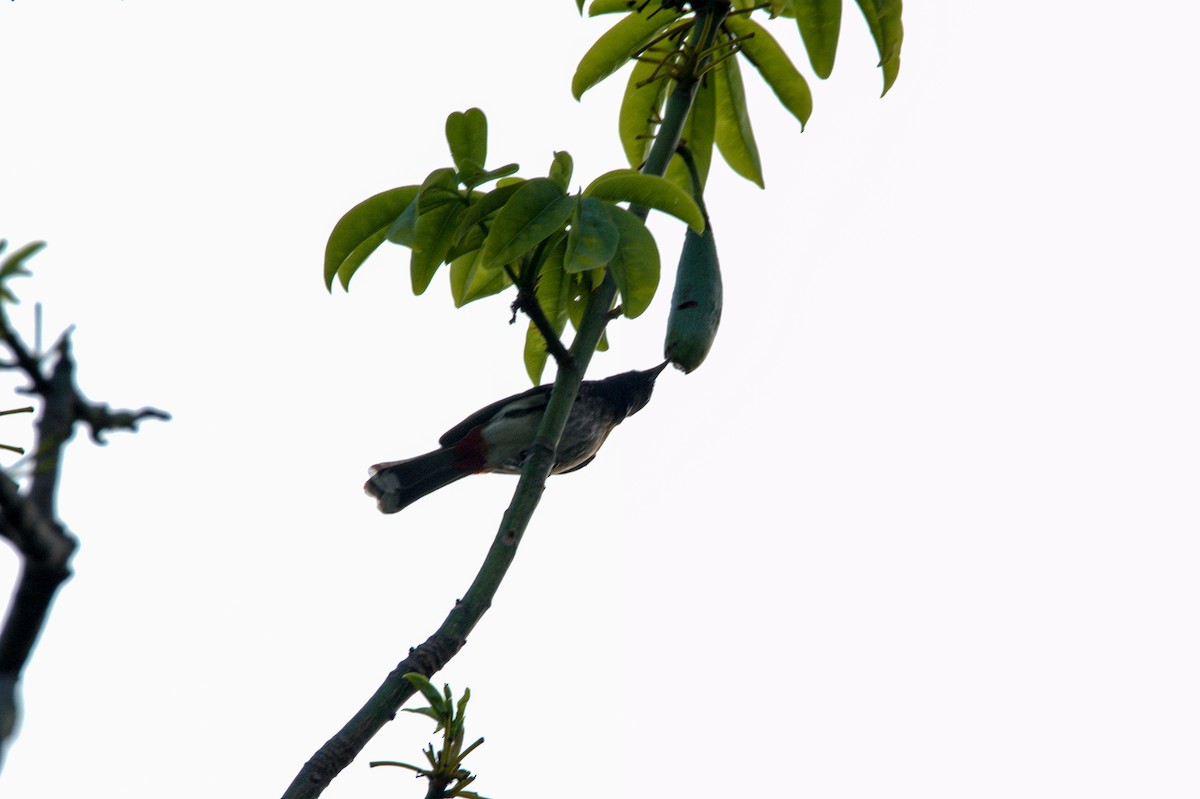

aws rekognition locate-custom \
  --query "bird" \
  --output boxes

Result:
[364,361,668,514]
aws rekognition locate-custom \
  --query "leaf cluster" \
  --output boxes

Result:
[575,0,902,188]
[321,3,904,383]
[324,109,704,383]
[370,674,491,799]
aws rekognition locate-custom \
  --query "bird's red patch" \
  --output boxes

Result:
[451,426,489,474]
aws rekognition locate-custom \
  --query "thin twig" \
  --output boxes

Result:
[505,266,573,373]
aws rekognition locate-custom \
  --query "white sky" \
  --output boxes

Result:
[1,2,1198,797]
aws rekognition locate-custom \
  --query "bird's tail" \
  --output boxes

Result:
[364,447,470,514]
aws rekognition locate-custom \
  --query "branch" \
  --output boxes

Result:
[505,265,573,372]
[0,291,168,766]
[0,473,74,752]
[281,5,731,797]
[76,401,171,445]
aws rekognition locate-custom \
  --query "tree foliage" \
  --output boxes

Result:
[290,2,904,796]
[326,0,903,381]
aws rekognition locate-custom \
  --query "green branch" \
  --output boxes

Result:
[280,6,732,798]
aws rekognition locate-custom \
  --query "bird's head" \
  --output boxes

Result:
[597,360,668,419]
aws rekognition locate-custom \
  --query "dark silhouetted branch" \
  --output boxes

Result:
[0,252,168,767]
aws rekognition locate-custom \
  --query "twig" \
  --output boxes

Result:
[76,401,171,445]
[505,266,574,372]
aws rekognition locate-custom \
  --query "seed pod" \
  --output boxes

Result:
[664,212,722,373]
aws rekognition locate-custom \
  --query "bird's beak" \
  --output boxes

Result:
[649,359,669,378]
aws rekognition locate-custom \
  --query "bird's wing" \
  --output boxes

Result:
[438,384,551,446]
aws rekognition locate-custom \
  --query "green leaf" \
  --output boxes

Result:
[404,673,449,717]
[0,239,46,304]
[385,197,418,246]
[542,237,571,318]
[588,0,635,13]
[449,248,479,307]
[664,73,715,194]
[603,204,660,318]
[0,240,45,280]
[446,223,487,263]
[454,687,471,729]
[566,271,614,345]
[454,181,526,243]
[619,57,670,169]
[792,0,842,79]
[416,167,461,212]
[733,0,789,12]
[401,707,444,726]
[468,267,511,304]
[855,0,903,95]
[549,150,574,191]
[583,168,705,231]
[566,273,587,331]
[523,322,551,385]
[449,248,512,307]
[571,4,682,100]
[726,15,813,129]
[462,162,520,193]
[688,73,716,181]
[524,330,548,385]
[712,49,764,188]
[324,185,420,290]
[445,108,488,176]
[479,178,573,271]
[564,196,620,274]
[411,201,466,295]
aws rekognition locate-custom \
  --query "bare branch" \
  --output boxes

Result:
[0,267,167,766]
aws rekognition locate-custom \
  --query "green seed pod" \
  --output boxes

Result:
[664,213,722,373]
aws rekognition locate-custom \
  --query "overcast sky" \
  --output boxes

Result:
[1,3,1198,798]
